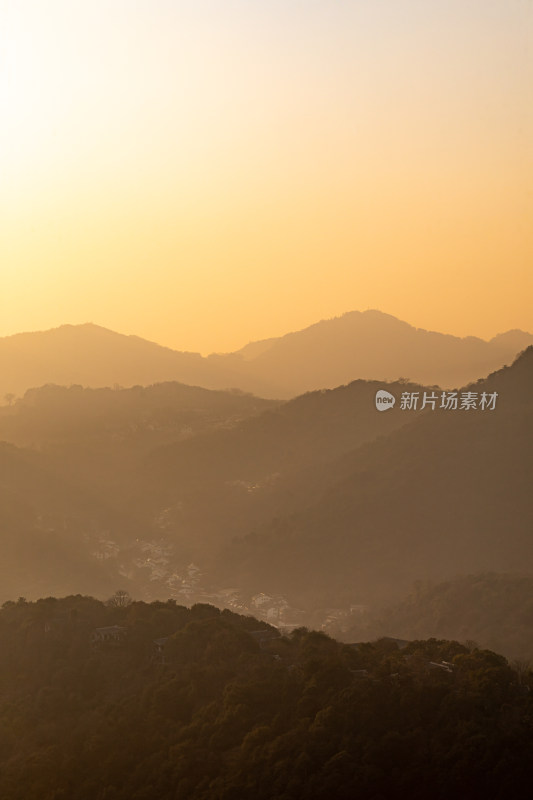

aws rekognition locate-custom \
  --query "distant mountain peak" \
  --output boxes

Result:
[1,313,531,402]
[490,329,532,346]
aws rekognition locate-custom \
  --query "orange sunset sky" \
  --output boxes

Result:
[1,0,532,354]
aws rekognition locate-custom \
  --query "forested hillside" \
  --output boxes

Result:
[0,596,532,799]
[340,573,533,661]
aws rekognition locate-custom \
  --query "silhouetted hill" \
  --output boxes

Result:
[0,384,277,603]
[0,374,427,601]
[140,378,428,553]
[0,373,424,602]
[213,310,533,395]
[1,596,532,800]
[0,381,276,449]
[219,347,533,608]
[341,573,533,661]
[3,313,531,403]
[490,329,533,351]
[0,323,282,400]
[0,443,128,601]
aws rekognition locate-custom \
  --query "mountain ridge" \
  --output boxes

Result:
[217,346,533,608]
[1,311,532,402]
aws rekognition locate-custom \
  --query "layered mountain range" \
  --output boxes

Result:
[2,310,531,400]
[0,313,531,657]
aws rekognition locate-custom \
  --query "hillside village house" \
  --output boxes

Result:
[91,625,128,648]
[152,636,170,664]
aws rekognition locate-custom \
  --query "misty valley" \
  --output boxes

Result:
[0,319,532,798]
[0,324,532,649]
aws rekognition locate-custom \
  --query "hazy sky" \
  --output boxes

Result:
[1,0,532,353]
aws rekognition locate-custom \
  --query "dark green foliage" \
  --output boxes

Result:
[0,596,532,799]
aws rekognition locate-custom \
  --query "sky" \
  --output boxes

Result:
[1,0,532,354]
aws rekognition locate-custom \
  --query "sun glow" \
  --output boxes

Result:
[1,1,532,352]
